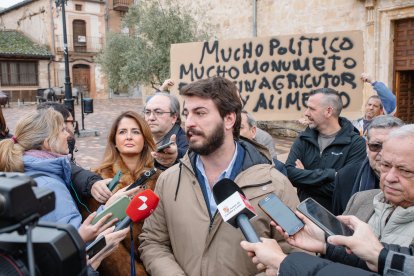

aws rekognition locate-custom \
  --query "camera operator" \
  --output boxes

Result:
[0,109,141,242]
[0,173,130,276]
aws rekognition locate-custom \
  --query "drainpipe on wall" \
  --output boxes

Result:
[50,0,56,87]
[48,56,53,89]
[252,0,257,37]
[105,0,111,99]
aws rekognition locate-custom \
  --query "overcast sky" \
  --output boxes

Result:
[0,0,26,9]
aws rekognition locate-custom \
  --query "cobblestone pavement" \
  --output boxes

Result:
[3,99,294,169]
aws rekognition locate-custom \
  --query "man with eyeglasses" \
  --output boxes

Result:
[144,92,188,169]
[341,124,414,247]
[332,115,404,215]
[286,88,367,212]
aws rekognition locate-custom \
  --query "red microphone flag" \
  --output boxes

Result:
[126,189,159,222]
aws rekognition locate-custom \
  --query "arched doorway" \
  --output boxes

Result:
[394,18,414,123]
[73,20,87,52]
[72,64,90,97]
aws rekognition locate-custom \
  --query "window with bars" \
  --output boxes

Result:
[0,61,38,86]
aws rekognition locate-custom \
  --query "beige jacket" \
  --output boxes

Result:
[344,190,414,246]
[139,142,300,276]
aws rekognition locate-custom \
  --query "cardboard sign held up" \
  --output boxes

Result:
[170,30,364,121]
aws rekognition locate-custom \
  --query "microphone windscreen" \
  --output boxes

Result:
[126,189,159,222]
[212,178,245,204]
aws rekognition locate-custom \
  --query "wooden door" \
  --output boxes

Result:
[395,71,414,123]
[72,65,90,97]
[73,20,87,52]
[394,18,414,122]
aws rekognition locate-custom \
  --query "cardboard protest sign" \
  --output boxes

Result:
[171,30,364,120]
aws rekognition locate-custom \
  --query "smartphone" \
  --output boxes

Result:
[86,235,106,259]
[258,193,304,236]
[297,198,354,236]
[156,141,174,152]
[126,168,157,191]
[91,195,130,225]
[107,170,122,192]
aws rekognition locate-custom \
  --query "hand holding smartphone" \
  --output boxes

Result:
[258,193,304,236]
[107,170,122,192]
[297,198,354,237]
[91,195,130,225]
[86,235,106,259]
[156,141,174,152]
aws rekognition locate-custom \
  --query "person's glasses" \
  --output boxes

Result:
[367,142,382,152]
[144,109,172,118]
[65,119,75,127]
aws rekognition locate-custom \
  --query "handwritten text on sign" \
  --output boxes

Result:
[171,31,363,120]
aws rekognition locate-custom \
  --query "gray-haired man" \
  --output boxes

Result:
[332,115,404,215]
[144,92,188,168]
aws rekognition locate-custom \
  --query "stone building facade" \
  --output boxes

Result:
[0,0,130,100]
[1,0,413,123]
[175,0,414,124]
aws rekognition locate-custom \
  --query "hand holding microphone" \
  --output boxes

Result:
[114,189,159,231]
[212,178,260,243]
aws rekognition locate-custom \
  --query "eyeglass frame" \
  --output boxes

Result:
[367,142,382,152]
[65,119,76,126]
[143,109,174,118]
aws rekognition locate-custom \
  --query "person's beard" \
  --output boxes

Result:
[187,121,225,156]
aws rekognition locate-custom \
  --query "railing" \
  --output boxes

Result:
[55,35,103,53]
[113,0,133,12]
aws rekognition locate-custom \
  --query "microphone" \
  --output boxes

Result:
[114,189,159,231]
[212,178,260,243]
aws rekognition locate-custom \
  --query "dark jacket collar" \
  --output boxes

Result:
[157,123,182,146]
[300,117,359,146]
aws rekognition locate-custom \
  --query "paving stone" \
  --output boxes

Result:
[2,99,294,169]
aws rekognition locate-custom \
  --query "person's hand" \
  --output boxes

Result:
[104,184,145,208]
[272,211,327,254]
[328,215,383,272]
[91,179,113,203]
[240,238,286,275]
[361,73,373,84]
[152,134,178,168]
[295,159,305,169]
[78,212,117,243]
[159,79,175,91]
[88,226,130,270]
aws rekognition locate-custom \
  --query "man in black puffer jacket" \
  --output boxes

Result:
[286,88,366,211]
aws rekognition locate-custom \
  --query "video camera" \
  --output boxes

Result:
[0,173,87,276]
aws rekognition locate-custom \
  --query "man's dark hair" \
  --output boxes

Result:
[310,88,343,117]
[37,102,71,120]
[179,76,242,138]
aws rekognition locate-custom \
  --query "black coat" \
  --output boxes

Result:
[332,157,379,215]
[286,117,366,211]
[71,162,102,198]
[279,252,378,276]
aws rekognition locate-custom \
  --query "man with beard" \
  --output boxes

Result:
[139,76,300,276]
[285,88,366,212]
